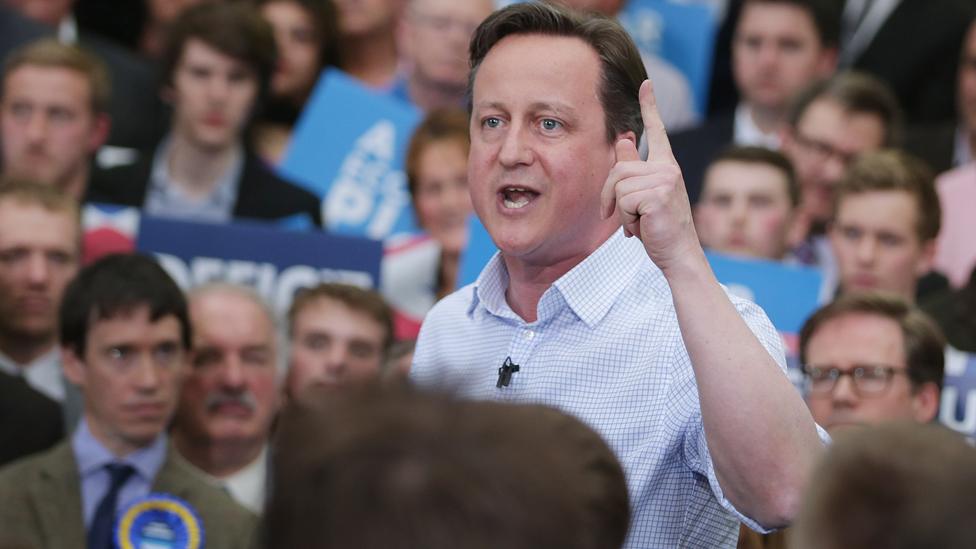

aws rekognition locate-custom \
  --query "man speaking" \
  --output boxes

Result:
[410,3,827,547]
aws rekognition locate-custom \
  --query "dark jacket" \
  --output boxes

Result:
[88,147,323,228]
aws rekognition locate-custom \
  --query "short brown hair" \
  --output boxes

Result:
[0,178,82,242]
[832,149,941,242]
[252,0,341,72]
[740,0,842,49]
[708,145,800,206]
[288,283,394,354]
[792,422,976,549]
[789,71,903,147]
[266,383,630,549]
[160,2,277,100]
[1,38,110,114]
[468,2,647,144]
[405,108,471,198]
[799,292,945,390]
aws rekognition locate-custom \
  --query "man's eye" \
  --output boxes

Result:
[483,117,501,129]
[540,118,561,131]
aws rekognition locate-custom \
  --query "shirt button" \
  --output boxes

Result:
[524,330,535,340]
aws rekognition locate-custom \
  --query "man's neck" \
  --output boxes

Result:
[166,134,238,199]
[171,429,264,479]
[61,166,90,201]
[0,332,56,366]
[502,228,616,323]
[339,31,398,87]
[407,71,465,111]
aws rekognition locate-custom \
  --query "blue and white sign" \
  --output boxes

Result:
[281,68,423,241]
[619,0,718,116]
[941,347,976,439]
[83,204,383,316]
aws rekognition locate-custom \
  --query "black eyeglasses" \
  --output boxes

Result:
[792,130,861,167]
[803,364,910,397]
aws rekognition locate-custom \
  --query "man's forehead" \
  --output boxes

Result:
[3,64,93,100]
[0,201,80,245]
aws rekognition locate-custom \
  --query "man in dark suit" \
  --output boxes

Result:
[671,0,839,204]
[840,0,975,127]
[0,254,255,549]
[0,369,63,467]
[88,2,323,228]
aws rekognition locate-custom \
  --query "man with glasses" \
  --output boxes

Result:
[799,292,944,434]
[780,71,902,267]
[392,0,495,111]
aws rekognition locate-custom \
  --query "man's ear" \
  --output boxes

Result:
[62,346,85,388]
[87,113,111,153]
[915,238,938,277]
[912,381,941,423]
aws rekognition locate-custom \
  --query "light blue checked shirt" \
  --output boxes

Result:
[412,228,792,548]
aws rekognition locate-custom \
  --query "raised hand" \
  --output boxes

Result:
[600,79,702,273]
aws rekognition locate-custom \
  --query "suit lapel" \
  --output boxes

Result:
[30,443,86,548]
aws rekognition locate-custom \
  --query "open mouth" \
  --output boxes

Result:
[501,187,539,209]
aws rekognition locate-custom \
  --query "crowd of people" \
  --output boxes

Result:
[1,0,975,548]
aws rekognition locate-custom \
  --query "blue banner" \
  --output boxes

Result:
[280,68,423,241]
[619,0,717,116]
[83,204,383,315]
[941,348,976,439]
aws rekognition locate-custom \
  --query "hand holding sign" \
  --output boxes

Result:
[600,79,701,274]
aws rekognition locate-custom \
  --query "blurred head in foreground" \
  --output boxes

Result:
[265,383,631,549]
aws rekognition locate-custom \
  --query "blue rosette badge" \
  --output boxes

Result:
[115,493,204,549]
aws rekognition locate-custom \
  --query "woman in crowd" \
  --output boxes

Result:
[252,0,340,163]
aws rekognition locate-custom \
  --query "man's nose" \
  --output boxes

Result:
[25,254,50,286]
[498,124,533,167]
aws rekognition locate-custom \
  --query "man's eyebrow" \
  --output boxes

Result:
[472,101,579,116]
[527,101,578,116]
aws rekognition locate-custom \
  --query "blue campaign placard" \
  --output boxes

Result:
[280,68,423,241]
[618,0,717,115]
[706,251,823,335]
[134,215,383,315]
[941,348,976,438]
[458,216,498,287]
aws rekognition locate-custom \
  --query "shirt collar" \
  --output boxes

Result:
[733,103,781,149]
[217,446,268,514]
[0,346,65,402]
[470,229,648,328]
[148,134,244,211]
[72,418,168,483]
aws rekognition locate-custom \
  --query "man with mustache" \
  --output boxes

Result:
[171,283,281,514]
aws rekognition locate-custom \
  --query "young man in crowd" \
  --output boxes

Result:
[671,0,839,202]
[694,146,799,261]
[286,283,394,401]
[780,71,902,265]
[828,150,941,302]
[0,39,110,200]
[88,2,323,227]
[170,283,281,514]
[0,254,255,549]
[0,181,82,429]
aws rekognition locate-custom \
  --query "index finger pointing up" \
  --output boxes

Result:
[639,79,675,163]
